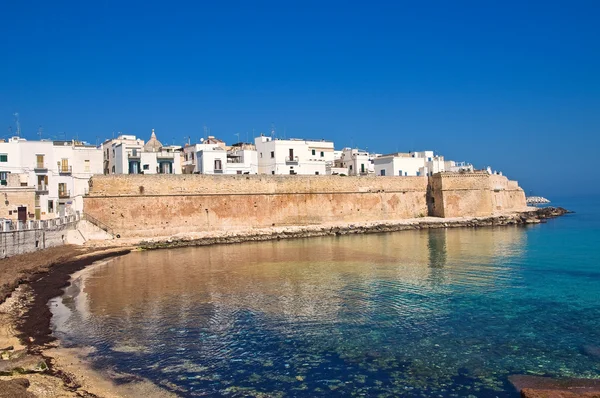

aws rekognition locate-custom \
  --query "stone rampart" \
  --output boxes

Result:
[84,173,527,238]
[429,172,527,218]
[85,175,429,237]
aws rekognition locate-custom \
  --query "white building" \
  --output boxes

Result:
[0,136,103,219]
[102,130,181,175]
[334,148,376,176]
[373,151,475,177]
[254,136,334,175]
[373,151,446,177]
[182,139,258,175]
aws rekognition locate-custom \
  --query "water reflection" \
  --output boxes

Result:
[52,226,557,397]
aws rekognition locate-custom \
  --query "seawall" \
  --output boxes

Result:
[84,173,527,238]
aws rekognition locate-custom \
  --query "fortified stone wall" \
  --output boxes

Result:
[85,175,429,237]
[84,173,527,238]
[429,172,527,218]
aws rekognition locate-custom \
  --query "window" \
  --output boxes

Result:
[48,200,54,213]
[380,170,386,176]
[143,164,149,170]
[112,149,115,157]
[349,165,353,171]
[0,171,8,185]
[58,183,67,197]
[289,148,294,160]
[270,151,274,158]
[185,153,188,161]
[214,159,222,170]
[191,152,194,160]
[315,171,319,175]
[312,149,316,155]
[271,171,275,174]
[260,152,263,158]
[36,155,44,168]
[61,158,69,172]
[112,166,115,173]
[399,170,403,176]
[0,154,7,162]
[84,160,90,172]
[320,151,324,157]
[236,170,242,174]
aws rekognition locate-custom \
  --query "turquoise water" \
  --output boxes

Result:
[51,197,600,397]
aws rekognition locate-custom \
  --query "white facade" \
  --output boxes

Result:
[374,151,446,177]
[254,136,334,175]
[0,137,102,219]
[335,148,375,176]
[102,131,181,175]
[182,141,258,175]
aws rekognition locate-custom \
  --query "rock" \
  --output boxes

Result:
[583,345,600,359]
[509,375,600,398]
[0,378,36,398]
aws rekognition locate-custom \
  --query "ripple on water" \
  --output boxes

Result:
[50,226,600,397]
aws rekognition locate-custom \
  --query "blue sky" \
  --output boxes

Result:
[1,0,599,196]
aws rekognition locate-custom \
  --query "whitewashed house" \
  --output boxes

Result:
[182,139,258,175]
[102,130,181,175]
[335,148,376,176]
[254,136,334,175]
[0,136,102,219]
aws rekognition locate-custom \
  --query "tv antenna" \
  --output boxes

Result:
[13,113,20,137]
[38,125,43,140]
[270,122,276,139]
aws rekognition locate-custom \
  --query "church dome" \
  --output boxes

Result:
[144,129,163,152]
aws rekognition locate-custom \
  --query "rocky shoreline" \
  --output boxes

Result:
[138,206,571,251]
[0,207,579,397]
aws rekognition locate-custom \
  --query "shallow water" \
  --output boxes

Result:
[51,196,600,397]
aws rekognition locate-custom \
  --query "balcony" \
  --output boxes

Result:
[34,163,48,173]
[36,183,49,194]
[59,190,70,199]
[157,152,175,160]
[59,165,72,175]
[285,156,299,164]
[127,151,141,159]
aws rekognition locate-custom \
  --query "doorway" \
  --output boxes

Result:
[17,206,27,222]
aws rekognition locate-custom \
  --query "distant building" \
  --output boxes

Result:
[102,130,181,175]
[182,138,258,175]
[254,136,334,175]
[373,151,474,177]
[0,136,102,220]
[334,148,376,176]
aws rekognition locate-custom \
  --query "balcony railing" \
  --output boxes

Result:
[34,163,48,172]
[157,152,175,159]
[59,190,70,199]
[127,151,141,159]
[36,183,49,193]
[59,165,72,174]
[285,156,299,164]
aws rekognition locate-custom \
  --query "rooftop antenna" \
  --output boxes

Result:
[234,132,240,143]
[270,122,276,139]
[38,125,43,140]
[13,113,20,137]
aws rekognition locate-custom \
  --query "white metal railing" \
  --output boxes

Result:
[286,156,299,162]
[1,212,80,233]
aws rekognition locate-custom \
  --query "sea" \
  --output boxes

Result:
[50,196,600,397]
